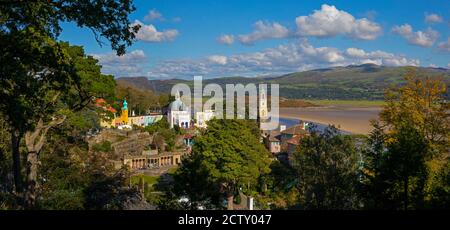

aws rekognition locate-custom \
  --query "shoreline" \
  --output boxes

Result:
[278,106,381,134]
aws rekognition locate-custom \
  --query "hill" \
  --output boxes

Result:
[117,64,450,100]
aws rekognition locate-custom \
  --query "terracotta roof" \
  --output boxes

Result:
[107,106,117,113]
[95,98,107,107]
[286,137,300,145]
[281,124,309,135]
[286,135,303,145]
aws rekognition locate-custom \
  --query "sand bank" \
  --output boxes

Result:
[279,106,382,134]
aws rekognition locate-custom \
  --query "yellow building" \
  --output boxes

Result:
[118,99,129,125]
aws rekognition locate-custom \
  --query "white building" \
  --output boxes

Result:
[168,91,191,129]
[195,109,215,128]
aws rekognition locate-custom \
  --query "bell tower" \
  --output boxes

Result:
[259,87,268,121]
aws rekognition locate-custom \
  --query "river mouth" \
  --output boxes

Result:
[278,106,382,135]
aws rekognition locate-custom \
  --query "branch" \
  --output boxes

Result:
[25,115,66,153]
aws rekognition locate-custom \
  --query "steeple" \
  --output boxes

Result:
[175,91,181,101]
[259,87,268,120]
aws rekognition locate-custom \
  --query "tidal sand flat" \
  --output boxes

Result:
[279,106,382,134]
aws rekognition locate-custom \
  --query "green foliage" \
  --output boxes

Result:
[428,159,450,209]
[92,141,112,153]
[165,119,272,209]
[115,81,160,115]
[1,0,139,55]
[292,126,360,209]
[131,175,159,186]
[362,73,449,209]
[144,119,177,151]
[144,119,170,134]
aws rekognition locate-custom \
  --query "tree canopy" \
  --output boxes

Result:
[166,119,271,210]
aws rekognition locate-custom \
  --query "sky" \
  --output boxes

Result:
[59,0,450,79]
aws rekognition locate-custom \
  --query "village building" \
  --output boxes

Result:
[265,132,281,154]
[262,121,310,157]
[167,91,191,129]
[88,129,187,174]
[195,109,215,128]
[97,98,162,129]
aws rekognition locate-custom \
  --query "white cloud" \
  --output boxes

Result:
[146,39,419,79]
[238,21,290,45]
[217,34,235,45]
[132,20,178,42]
[392,24,439,47]
[425,13,443,24]
[144,9,164,21]
[438,38,450,52]
[345,47,420,66]
[93,50,148,77]
[208,55,228,65]
[295,4,382,40]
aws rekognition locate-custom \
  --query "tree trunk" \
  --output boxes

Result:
[404,177,409,210]
[11,131,22,194]
[227,194,234,210]
[23,116,65,209]
[25,151,38,208]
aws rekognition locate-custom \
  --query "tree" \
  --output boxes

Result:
[0,1,137,208]
[115,81,159,115]
[168,119,271,210]
[1,0,138,55]
[362,71,449,209]
[380,69,449,153]
[292,126,360,209]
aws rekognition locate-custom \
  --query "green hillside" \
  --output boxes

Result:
[117,64,450,100]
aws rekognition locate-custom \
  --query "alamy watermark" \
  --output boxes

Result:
[170,76,279,130]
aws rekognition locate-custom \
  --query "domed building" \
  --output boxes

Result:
[167,91,191,128]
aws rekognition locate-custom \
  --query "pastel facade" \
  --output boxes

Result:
[168,91,191,129]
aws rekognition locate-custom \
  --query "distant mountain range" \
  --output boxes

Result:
[117,64,450,100]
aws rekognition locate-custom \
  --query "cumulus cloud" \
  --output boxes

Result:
[208,55,228,65]
[217,34,234,45]
[392,24,439,47]
[238,21,290,45]
[144,9,164,21]
[93,50,148,77]
[146,39,419,79]
[425,13,443,24]
[132,20,178,42]
[345,47,420,66]
[438,38,450,52]
[295,4,382,40]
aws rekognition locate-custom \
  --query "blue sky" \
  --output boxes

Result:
[60,0,450,79]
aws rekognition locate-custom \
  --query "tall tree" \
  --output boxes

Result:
[292,126,360,209]
[168,119,271,210]
[362,71,449,209]
[0,0,137,208]
[380,69,449,153]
